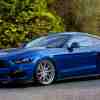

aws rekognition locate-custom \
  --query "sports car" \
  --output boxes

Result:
[0,32,100,85]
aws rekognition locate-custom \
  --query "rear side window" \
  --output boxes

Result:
[67,35,100,48]
[73,36,93,47]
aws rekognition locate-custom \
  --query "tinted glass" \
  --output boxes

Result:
[25,34,71,48]
[65,35,100,48]
[71,36,93,47]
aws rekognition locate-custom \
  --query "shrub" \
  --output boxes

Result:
[0,0,64,48]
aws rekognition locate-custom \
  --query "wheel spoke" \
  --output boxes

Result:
[37,74,43,80]
[43,61,47,68]
[45,74,50,81]
[39,63,44,71]
[45,69,54,73]
[37,71,42,76]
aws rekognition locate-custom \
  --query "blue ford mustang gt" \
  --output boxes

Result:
[0,32,100,85]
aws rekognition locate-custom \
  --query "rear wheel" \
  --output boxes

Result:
[35,59,55,85]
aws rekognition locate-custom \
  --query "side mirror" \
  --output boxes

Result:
[67,42,79,52]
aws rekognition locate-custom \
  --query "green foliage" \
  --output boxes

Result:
[0,0,64,49]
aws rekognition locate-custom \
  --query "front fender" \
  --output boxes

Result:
[32,55,59,79]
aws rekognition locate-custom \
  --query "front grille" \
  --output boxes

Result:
[0,60,9,68]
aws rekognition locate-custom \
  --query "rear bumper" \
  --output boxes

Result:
[0,63,35,83]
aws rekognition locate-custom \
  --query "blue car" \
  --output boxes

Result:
[0,32,100,85]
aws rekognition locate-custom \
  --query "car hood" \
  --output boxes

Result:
[0,47,46,60]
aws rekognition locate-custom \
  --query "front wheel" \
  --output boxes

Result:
[35,59,55,85]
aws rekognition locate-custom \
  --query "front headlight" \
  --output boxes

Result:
[14,58,33,64]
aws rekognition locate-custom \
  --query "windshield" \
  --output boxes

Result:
[25,36,49,48]
[25,34,71,48]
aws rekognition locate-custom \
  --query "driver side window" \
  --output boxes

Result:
[64,36,93,49]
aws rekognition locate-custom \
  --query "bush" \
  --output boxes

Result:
[0,0,64,49]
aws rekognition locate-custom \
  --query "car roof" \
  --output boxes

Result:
[49,32,87,37]
[50,32,100,40]
[54,32,91,36]
[57,32,85,35]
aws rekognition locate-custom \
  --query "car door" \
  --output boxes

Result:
[59,35,97,77]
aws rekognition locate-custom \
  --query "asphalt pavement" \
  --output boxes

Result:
[0,78,100,100]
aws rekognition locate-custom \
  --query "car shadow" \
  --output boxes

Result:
[0,82,42,89]
[0,76,99,89]
[54,76,99,85]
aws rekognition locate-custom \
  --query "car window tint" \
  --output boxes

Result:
[46,37,67,48]
[78,36,100,47]
[66,36,93,48]
[25,35,71,48]
[75,37,92,47]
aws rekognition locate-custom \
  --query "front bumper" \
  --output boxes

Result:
[0,63,35,83]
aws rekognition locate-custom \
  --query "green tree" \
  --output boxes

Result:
[0,0,64,49]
